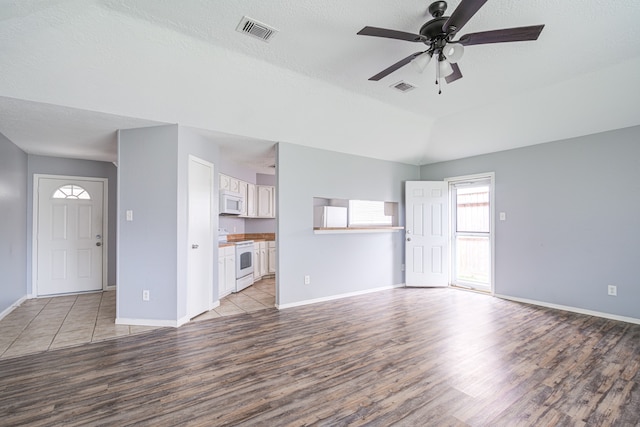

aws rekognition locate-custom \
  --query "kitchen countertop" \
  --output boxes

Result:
[219,233,275,248]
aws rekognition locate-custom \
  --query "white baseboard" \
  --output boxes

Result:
[115,304,220,328]
[495,293,640,325]
[116,317,183,328]
[276,283,404,310]
[0,295,28,321]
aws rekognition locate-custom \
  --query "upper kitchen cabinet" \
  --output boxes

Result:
[246,183,257,217]
[238,180,248,217]
[219,174,240,193]
[219,173,275,219]
[257,185,276,218]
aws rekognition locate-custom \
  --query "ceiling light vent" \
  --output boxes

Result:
[236,16,278,42]
[390,81,417,93]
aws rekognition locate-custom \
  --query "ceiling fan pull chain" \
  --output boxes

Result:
[436,58,442,95]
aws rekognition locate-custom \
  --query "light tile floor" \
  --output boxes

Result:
[0,277,275,359]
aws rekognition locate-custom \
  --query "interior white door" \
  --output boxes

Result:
[405,181,449,287]
[187,156,214,318]
[37,177,104,295]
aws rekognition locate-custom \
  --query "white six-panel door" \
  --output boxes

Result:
[36,177,105,296]
[405,181,449,287]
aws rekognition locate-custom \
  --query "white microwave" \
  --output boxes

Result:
[220,190,244,215]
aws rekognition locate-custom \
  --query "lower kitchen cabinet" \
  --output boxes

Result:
[259,241,267,278]
[268,241,276,274]
[253,241,276,281]
[218,246,236,298]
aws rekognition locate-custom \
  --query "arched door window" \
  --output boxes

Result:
[52,184,91,200]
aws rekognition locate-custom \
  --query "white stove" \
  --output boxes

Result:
[234,240,254,292]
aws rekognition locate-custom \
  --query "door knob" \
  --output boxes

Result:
[192,244,199,249]
[406,238,411,242]
[96,242,102,247]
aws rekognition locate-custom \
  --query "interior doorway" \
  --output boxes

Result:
[448,174,494,293]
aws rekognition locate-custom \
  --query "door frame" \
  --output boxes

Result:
[445,172,495,294]
[32,174,109,297]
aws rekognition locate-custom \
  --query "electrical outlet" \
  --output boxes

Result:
[607,285,617,296]
[142,290,150,301]
[304,275,311,285]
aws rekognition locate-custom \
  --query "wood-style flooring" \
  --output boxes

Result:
[1,288,639,426]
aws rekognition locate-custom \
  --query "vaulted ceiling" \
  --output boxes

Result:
[1,0,640,168]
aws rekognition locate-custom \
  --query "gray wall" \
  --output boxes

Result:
[117,125,220,323]
[420,125,640,319]
[0,134,28,313]
[276,142,420,306]
[118,125,180,321]
[27,154,117,294]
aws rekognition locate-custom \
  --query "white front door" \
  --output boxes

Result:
[405,181,449,287]
[187,156,214,318]
[36,177,105,296]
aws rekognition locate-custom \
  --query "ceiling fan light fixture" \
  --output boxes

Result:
[443,43,464,63]
[439,59,454,77]
[411,52,432,73]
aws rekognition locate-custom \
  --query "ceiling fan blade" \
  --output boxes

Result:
[442,0,488,33]
[445,63,463,84]
[459,25,545,46]
[357,26,423,42]
[368,52,424,81]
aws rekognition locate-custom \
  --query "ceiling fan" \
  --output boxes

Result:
[357,0,544,93]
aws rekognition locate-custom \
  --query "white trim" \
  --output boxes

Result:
[445,172,495,295]
[495,293,640,325]
[276,284,404,310]
[32,174,109,297]
[0,295,28,321]
[116,317,179,328]
[210,300,220,310]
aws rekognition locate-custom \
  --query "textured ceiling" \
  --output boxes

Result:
[1,0,640,167]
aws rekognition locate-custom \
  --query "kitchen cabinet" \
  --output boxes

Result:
[253,241,275,280]
[219,173,274,219]
[259,241,268,277]
[218,246,236,298]
[246,183,257,217]
[253,242,261,281]
[219,174,240,194]
[268,241,276,274]
[257,185,276,218]
[238,180,248,216]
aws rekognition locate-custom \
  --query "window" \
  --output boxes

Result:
[348,200,393,227]
[53,185,91,200]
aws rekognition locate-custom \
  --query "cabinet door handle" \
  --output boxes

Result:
[192,244,199,249]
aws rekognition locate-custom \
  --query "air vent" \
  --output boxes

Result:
[236,16,278,42]
[390,81,417,93]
